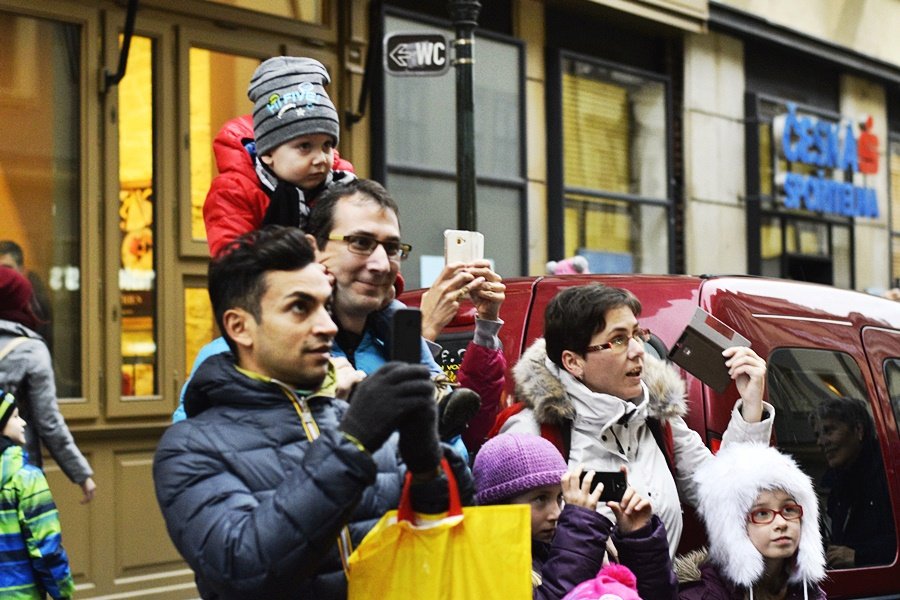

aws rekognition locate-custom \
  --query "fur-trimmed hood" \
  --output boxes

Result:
[512,337,687,426]
[694,443,826,588]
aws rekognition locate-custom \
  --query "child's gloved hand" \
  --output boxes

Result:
[340,362,434,453]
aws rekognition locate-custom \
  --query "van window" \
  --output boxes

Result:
[768,348,897,569]
[885,359,900,432]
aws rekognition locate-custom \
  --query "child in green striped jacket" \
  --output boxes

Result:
[0,391,74,599]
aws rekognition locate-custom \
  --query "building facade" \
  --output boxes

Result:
[0,0,896,596]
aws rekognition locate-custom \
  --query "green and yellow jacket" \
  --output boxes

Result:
[0,438,74,599]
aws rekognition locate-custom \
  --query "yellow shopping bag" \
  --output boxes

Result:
[348,458,532,599]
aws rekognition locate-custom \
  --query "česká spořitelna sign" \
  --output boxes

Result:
[773,103,880,218]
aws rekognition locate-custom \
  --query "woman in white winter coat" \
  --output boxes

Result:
[500,284,773,555]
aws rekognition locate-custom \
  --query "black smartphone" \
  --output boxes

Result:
[390,308,422,363]
[578,470,627,502]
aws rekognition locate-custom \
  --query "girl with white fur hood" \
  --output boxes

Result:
[676,443,827,600]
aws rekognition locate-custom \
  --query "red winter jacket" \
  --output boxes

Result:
[202,114,355,258]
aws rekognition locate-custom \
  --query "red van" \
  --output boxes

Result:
[402,274,900,599]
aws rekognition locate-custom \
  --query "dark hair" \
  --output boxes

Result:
[0,240,24,268]
[208,226,316,353]
[544,284,642,367]
[810,396,875,442]
[307,178,400,250]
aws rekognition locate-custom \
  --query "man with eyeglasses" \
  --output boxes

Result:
[307,179,507,455]
[499,283,773,556]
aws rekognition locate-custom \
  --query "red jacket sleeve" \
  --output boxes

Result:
[457,341,507,453]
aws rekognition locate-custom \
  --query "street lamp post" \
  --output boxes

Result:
[448,0,481,231]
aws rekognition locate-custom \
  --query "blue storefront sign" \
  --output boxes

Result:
[773,103,880,218]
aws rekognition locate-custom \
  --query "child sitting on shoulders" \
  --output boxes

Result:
[473,433,676,599]
[0,392,75,599]
[676,442,827,600]
[203,56,355,258]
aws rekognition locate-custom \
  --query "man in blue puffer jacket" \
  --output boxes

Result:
[153,226,472,599]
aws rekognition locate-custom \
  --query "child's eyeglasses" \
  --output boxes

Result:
[747,504,803,524]
[328,234,412,261]
[584,328,651,354]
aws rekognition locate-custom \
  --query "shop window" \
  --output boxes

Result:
[749,95,856,287]
[768,348,897,569]
[184,285,216,376]
[382,13,525,287]
[564,195,668,273]
[558,55,670,273]
[0,14,81,398]
[118,36,157,397]
[203,0,325,24]
[890,137,900,283]
[188,49,260,244]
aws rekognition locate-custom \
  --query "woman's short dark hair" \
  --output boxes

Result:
[208,226,316,353]
[544,284,642,367]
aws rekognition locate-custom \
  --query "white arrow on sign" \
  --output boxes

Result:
[389,43,411,68]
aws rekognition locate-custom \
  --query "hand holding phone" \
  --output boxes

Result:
[444,229,484,264]
[578,469,627,502]
[668,307,751,393]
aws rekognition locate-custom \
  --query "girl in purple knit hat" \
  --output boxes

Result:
[473,433,677,599]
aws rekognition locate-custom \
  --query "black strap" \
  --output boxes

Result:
[647,417,676,475]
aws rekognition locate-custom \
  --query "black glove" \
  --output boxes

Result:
[409,445,477,514]
[437,386,481,441]
[340,362,434,453]
[398,398,442,474]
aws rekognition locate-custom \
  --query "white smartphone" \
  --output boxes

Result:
[444,229,484,264]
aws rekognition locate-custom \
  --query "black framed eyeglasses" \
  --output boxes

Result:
[748,504,803,524]
[327,234,412,261]
[584,328,651,354]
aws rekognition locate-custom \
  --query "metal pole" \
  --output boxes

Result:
[448,0,480,231]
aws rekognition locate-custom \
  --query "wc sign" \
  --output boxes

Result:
[384,32,449,76]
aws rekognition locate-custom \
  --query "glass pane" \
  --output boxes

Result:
[886,360,900,440]
[785,221,828,256]
[189,48,259,242]
[758,122,772,197]
[384,15,522,178]
[769,348,896,569]
[893,235,900,283]
[832,225,851,289]
[474,185,523,277]
[474,39,520,178]
[562,59,667,199]
[203,0,324,24]
[385,174,523,288]
[563,195,667,273]
[0,14,81,397]
[892,141,900,232]
[119,36,157,397]
[184,286,215,375]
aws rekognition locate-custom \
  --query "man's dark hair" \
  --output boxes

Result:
[307,178,400,250]
[208,226,316,353]
[544,284,642,367]
[0,240,24,268]
[810,396,876,442]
